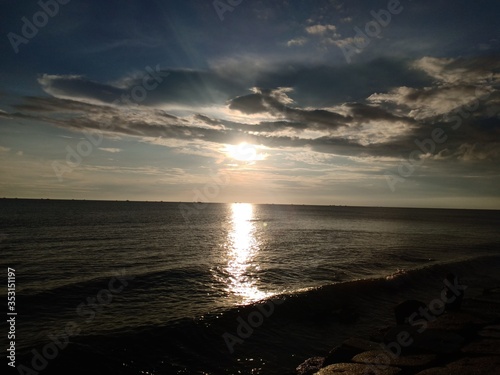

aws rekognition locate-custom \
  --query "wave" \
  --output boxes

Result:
[19,253,500,374]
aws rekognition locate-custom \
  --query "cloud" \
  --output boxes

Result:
[35,58,433,112]
[99,148,122,153]
[411,56,500,85]
[228,87,352,133]
[303,23,342,46]
[287,37,308,47]
[452,143,500,162]
[38,75,124,104]
[38,68,245,108]
[5,56,498,170]
[305,24,338,35]
[369,56,500,120]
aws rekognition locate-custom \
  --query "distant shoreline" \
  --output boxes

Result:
[1,197,498,212]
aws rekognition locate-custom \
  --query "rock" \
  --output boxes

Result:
[394,300,427,325]
[425,311,484,340]
[322,345,359,367]
[322,338,382,367]
[483,324,500,331]
[461,338,500,355]
[383,325,420,349]
[296,356,325,375]
[415,356,500,374]
[473,293,500,305]
[478,325,500,339]
[412,329,465,354]
[414,367,449,374]
[446,356,500,373]
[352,350,436,368]
[315,363,401,375]
[343,337,382,352]
[370,326,392,342]
[462,299,500,320]
[426,311,486,331]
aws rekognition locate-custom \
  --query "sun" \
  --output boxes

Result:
[225,142,264,162]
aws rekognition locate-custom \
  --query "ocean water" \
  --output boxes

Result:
[1,199,500,374]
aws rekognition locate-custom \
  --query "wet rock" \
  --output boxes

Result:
[296,356,325,375]
[352,350,436,368]
[322,345,359,367]
[322,338,382,367]
[315,362,401,375]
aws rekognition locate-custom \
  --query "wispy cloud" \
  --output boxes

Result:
[99,148,122,153]
[286,37,308,47]
[305,24,338,35]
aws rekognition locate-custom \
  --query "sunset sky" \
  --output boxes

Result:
[1,0,499,208]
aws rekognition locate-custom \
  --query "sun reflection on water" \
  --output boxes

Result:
[224,203,268,303]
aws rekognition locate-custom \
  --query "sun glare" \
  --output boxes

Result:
[225,142,264,162]
[223,203,268,303]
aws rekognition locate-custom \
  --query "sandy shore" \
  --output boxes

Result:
[295,287,500,375]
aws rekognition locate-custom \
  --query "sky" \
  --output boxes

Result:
[0,0,499,209]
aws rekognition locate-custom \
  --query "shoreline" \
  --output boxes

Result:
[295,287,500,375]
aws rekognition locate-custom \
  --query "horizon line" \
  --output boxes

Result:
[0,197,498,211]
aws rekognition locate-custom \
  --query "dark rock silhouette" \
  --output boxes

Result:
[394,299,427,325]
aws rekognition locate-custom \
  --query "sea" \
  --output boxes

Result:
[1,199,500,374]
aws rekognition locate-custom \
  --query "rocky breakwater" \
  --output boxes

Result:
[295,288,500,375]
